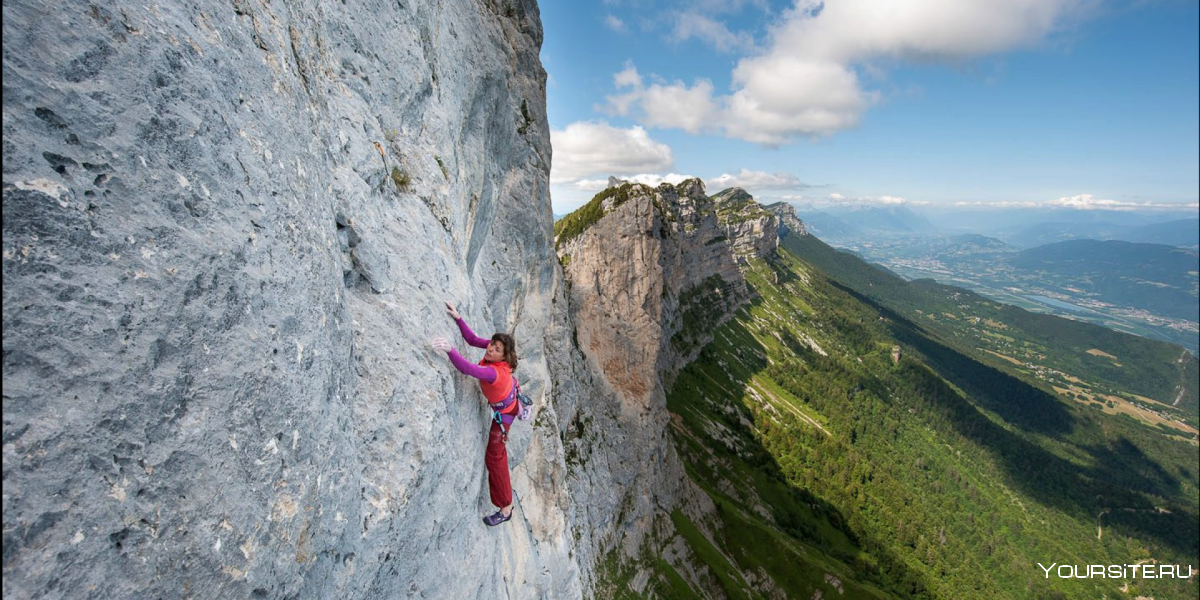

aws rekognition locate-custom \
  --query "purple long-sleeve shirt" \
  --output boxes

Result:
[448,317,496,382]
[455,316,490,349]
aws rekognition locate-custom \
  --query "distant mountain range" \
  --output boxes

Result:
[1013,239,1197,282]
[1010,240,1199,321]
[795,204,935,239]
[925,207,1198,241]
[829,233,1199,345]
[1001,218,1199,249]
[791,210,861,239]
[792,204,1197,249]
[933,233,1015,258]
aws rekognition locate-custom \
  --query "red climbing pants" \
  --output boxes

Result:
[485,420,512,508]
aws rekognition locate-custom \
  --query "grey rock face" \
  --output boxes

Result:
[551,180,778,557]
[764,201,808,238]
[3,1,581,599]
[710,187,780,264]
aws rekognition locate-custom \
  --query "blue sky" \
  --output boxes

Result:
[540,0,1200,215]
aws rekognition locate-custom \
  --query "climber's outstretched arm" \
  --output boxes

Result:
[445,301,489,349]
[454,318,490,349]
[447,348,497,383]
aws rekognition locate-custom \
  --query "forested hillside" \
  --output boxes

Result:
[607,244,1198,599]
[784,234,1200,424]
[1010,240,1199,321]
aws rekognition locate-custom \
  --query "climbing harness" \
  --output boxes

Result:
[489,378,534,440]
[515,379,533,421]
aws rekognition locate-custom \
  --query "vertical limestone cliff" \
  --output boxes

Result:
[551,180,778,571]
[710,187,781,262]
[4,2,785,597]
[764,201,808,239]
[3,0,583,598]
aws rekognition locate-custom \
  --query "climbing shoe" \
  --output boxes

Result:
[483,510,512,527]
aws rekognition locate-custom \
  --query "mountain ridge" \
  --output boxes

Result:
[555,181,1198,599]
[1009,239,1199,322]
[1003,218,1200,249]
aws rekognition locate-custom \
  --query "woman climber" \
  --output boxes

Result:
[430,301,520,527]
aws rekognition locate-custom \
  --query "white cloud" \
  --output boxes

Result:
[570,174,698,191]
[614,63,642,88]
[621,172,697,187]
[552,172,697,215]
[1045,193,1155,211]
[604,14,627,33]
[572,179,612,192]
[777,0,1072,63]
[601,67,719,134]
[613,0,1085,144]
[818,193,927,206]
[707,169,811,190]
[601,65,645,116]
[954,194,1200,211]
[640,80,720,133]
[603,91,640,118]
[670,13,757,53]
[952,200,1037,208]
[687,0,771,14]
[550,122,674,184]
[725,56,874,143]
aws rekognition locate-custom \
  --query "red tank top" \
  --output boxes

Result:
[478,360,516,413]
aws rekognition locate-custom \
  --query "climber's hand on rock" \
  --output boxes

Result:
[430,336,452,353]
[444,301,461,320]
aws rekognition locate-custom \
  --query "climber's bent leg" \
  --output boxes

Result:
[485,420,512,508]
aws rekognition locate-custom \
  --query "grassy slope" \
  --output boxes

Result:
[782,233,1200,424]
[615,246,1198,599]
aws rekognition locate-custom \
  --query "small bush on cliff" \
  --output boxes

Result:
[553,183,639,249]
[391,167,411,191]
[517,99,532,136]
[435,155,448,180]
